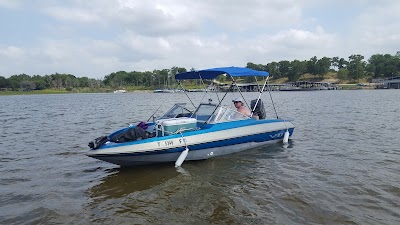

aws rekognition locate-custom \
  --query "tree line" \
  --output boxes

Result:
[246,52,400,82]
[1,53,399,91]
[0,73,104,91]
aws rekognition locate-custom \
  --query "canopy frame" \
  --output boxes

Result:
[174,66,277,124]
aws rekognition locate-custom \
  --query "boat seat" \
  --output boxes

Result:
[176,113,191,118]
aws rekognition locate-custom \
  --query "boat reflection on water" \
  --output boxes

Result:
[85,163,201,223]
[84,143,294,224]
[87,164,180,200]
[87,141,293,202]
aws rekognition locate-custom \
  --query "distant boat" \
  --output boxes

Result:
[187,89,205,92]
[113,90,127,93]
[153,89,175,93]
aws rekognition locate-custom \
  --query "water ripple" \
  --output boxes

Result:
[0,91,400,224]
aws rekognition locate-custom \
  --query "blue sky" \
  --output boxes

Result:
[1,0,399,79]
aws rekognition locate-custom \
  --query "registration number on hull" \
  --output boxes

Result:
[157,138,187,147]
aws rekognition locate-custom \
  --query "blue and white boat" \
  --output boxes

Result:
[87,67,295,167]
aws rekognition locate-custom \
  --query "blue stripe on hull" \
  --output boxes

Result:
[90,128,294,162]
[100,119,290,149]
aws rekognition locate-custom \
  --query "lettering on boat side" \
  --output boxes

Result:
[157,138,187,147]
[157,140,174,147]
[270,132,284,139]
[178,138,187,144]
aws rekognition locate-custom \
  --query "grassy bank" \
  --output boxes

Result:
[0,89,69,96]
[0,87,151,96]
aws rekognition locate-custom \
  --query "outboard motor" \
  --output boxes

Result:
[251,99,266,119]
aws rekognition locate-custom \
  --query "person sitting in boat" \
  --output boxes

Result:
[232,97,251,117]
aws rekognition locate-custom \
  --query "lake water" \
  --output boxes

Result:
[0,90,399,225]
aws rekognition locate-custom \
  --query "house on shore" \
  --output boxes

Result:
[383,77,400,89]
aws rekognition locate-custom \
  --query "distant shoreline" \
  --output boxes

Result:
[0,85,381,96]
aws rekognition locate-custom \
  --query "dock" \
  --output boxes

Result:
[217,81,339,92]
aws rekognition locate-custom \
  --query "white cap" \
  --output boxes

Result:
[232,97,243,102]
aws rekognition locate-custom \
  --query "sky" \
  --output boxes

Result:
[0,0,399,79]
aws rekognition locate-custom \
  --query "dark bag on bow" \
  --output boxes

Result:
[109,126,148,143]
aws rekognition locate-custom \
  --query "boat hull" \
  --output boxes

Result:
[87,120,294,166]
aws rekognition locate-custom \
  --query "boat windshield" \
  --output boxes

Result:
[192,104,250,124]
[208,106,250,123]
[159,103,193,119]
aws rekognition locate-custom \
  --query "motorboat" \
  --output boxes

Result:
[87,67,295,167]
[113,89,127,93]
[153,89,175,93]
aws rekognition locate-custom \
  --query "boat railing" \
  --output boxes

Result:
[170,127,199,135]
[157,127,199,137]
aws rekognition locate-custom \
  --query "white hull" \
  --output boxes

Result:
[91,139,281,166]
[87,120,294,166]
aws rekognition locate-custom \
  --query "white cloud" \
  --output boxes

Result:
[0,46,25,59]
[41,0,305,36]
[42,7,101,23]
[270,27,335,49]
[354,2,400,42]
[192,0,304,30]
[41,0,198,36]
[341,1,400,57]
[0,0,22,9]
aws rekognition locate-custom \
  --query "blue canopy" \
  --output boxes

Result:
[175,66,269,80]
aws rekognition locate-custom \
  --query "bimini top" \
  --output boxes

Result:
[175,66,269,80]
